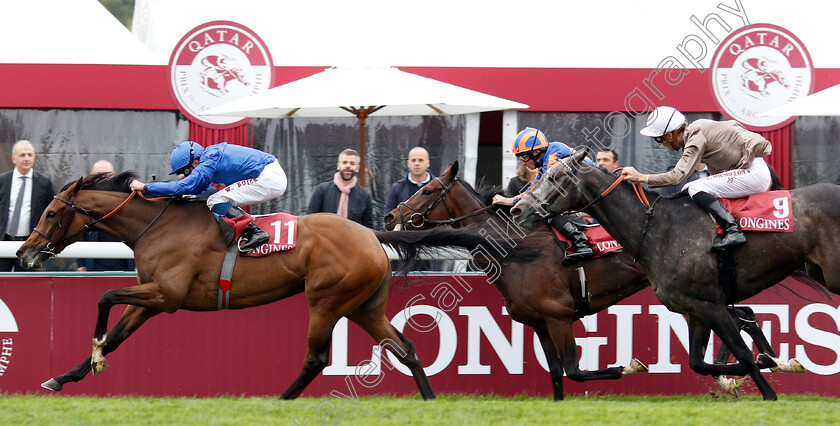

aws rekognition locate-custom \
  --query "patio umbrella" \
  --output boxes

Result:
[761,83,840,117]
[201,66,528,185]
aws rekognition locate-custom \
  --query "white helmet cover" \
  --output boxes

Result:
[640,106,686,137]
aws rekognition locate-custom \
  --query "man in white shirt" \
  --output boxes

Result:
[0,140,55,271]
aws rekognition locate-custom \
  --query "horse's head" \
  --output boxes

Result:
[511,150,593,229]
[383,161,463,231]
[17,172,134,269]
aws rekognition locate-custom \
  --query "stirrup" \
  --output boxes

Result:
[562,248,594,266]
[713,231,747,250]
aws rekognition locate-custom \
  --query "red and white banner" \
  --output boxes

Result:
[0,274,837,397]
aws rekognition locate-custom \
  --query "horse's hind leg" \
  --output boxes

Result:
[346,309,435,400]
[534,328,564,401]
[42,306,159,392]
[280,313,337,400]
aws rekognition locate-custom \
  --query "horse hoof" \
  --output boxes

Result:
[622,358,648,375]
[716,376,739,397]
[758,353,782,371]
[789,358,806,373]
[41,378,62,392]
[92,359,108,376]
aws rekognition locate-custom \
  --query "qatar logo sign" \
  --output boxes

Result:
[168,21,274,129]
[710,24,814,131]
[0,298,17,377]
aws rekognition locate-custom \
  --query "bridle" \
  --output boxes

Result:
[33,189,170,257]
[395,176,493,229]
[524,161,653,219]
[521,160,660,262]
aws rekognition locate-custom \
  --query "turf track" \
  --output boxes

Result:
[1,394,839,424]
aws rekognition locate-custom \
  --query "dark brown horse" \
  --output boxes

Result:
[511,151,833,400]
[383,161,803,399]
[17,172,518,399]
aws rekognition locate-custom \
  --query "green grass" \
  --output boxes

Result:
[1,394,839,425]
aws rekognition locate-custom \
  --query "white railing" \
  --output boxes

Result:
[0,241,473,261]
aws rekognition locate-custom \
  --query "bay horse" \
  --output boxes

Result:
[383,161,796,399]
[17,172,523,399]
[511,150,834,400]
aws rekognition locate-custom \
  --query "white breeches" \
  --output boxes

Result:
[206,160,288,209]
[684,157,772,199]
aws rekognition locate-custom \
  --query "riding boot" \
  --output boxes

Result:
[225,206,269,252]
[557,221,595,265]
[691,191,746,250]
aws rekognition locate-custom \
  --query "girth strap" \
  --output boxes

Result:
[218,242,238,310]
[574,265,591,317]
[716,250,740,305]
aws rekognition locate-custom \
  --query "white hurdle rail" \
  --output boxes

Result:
[0,241,474,261]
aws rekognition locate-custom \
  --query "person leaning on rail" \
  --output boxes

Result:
[129,141,288,252]
[621,106,772,250]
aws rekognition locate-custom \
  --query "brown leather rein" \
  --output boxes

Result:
[599,170,650,208]
[573,169,651,214]
[34,190,170,257]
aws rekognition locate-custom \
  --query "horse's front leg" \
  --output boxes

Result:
[534,327,564,401]
[91,282,174,376]
[731,306,806,373]
[545,317,646,383]
[43,305,160,392]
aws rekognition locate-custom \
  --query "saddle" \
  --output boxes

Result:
[716,190,793,233]
[216,212,299,256]
[550,223,622,259]
[217,216,238,248]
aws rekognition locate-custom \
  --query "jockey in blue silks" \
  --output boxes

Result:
[129,141,288,252]
[492,127,596,265]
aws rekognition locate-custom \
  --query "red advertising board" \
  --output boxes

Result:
[0,274,837,398]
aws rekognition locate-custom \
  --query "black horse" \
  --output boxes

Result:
[386,161,802,399]
[511,151,831,400]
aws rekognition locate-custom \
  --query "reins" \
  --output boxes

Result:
[575,171,651,213]
[397,176,493,228]
[35,188,170,257]
[424,205,495,226]
[561,168,658,263]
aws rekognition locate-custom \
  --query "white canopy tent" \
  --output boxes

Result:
[132,0,840,69]
[201,66,528,185]
[0,0,163,65]
[761,83,840,117]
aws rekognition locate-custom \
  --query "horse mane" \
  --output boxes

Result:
[61,171,139,193]
[460,178,503,207]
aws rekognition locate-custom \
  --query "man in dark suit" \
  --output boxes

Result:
[0,140,56,271]
[307,149,375,229]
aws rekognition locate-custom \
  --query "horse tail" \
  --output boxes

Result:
[767,164,785,190]
[374,225,537,275]
[784,268,834,302]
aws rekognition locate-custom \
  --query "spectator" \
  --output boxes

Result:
[385,147,434,214]
[596,148,620,173]
[307,149,375,228]
[505,164,538,197]
[77,160,136,272]
[385,147,443,270]
[0,140,55,271]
